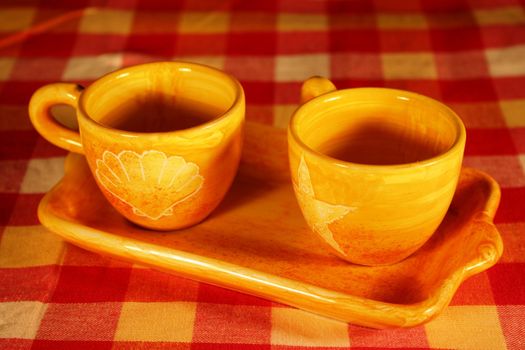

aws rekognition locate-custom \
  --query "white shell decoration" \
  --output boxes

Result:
[95,150,204,220]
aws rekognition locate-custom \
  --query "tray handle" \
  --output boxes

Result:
[463,212,504,277]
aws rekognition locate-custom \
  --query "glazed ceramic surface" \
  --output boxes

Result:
[38,122,502,328]
[288,77,467,265]
[29,62,245,230]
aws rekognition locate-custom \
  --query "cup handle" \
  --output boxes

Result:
[300,76,337,104]
[29,83,84,154]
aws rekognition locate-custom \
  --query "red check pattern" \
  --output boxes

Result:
[0,0,524,349]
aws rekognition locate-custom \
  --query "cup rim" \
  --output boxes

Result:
[289,87,466,170]
[77,61,244,138]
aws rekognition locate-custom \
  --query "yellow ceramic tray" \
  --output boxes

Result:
[38,122,503,328]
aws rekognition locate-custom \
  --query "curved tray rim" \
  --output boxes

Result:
[38,151,503,329]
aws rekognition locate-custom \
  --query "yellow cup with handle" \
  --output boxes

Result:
[289,77,466,266]
[29,62,245,231]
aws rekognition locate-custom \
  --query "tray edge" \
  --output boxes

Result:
[36,159,504,328]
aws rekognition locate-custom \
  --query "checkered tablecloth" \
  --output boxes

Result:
[0,0,524,349]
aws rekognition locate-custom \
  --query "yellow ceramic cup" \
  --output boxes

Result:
[289,77,466,266]
[29,62,245,230]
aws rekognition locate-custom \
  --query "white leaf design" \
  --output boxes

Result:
[295,156,355,255]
